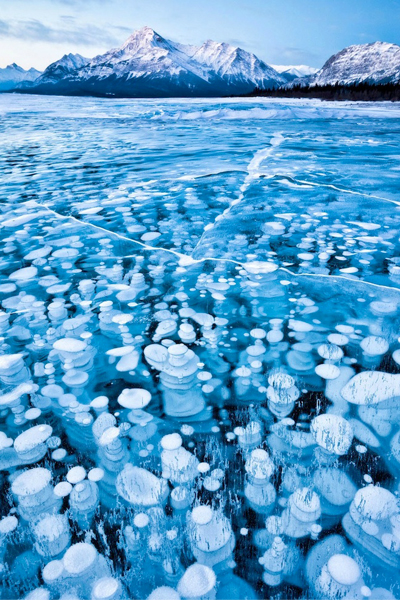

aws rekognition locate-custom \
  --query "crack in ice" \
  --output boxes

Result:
[190,133,285,255]
[271,174,400,207]
[17,200,400,297]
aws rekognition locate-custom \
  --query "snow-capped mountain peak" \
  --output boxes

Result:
[287,41,400,88]
[57,53,90,70]
[191,40,285,86]
[81,28,211,84]
[271,64,318,78]
[28,53,90,87]
[0,63,41,91]
[15,26,283,97]
[121,26,161,49]
[192,40,241,74]
[315,41,400,85]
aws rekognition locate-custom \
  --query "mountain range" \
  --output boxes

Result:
[16,27,286,97]
[271,64,318,81]
[288,42,400,88]
[0,63,41,92]
[5,29,400,98]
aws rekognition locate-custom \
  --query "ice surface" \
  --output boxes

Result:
[0,94,399,599]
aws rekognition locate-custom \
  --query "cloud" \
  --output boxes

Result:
[0,17,130,47]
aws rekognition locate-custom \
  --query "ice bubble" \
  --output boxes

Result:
[25,408,41,421]
[317,343,344,361]
[99,427,120,447]
[106,346,135,357]
[63,542,97,575]
[245,449,274,480]
[88,468,105,482]
[52,449,68,461]
[192,505,213,525]
[197,462,210,474]
[0,353,24,373]
[117,388,151,409]
[12,467,52,497]
[353,485,398,521]
[0,382,34,408]
[360,336,389,357]
[62,370,89,388]
[133,513,149,529]
[33,513,70,554]
[53,338,87,354]
[0,515,18,534]
[289,488,321,522]
[171,486,190,511]
[23,246,52,261]
[315,364,341,380]
[0,431,13,450]
[313,468,357,507]
[327,554,360,585]
[393,349,400,366]
[177,563,216,599]
[147,587,181,600]
[24,588,50,600]
[115,350,140,372]
[243,261,278,274]
[91,577,121,600]
[9,266,38,281]
[116,465,169,507]
[341,372,400,405]
[14,424,53,458]
[161,433,183,451]
[310,414,353,455]
[54,482,73,498]
[203,477,220,492]
[66,466,86,484]
[288,319,314,332]
[91,396,109,412]
[327,333,349,346]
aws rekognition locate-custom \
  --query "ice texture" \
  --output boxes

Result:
[0,94,399,599]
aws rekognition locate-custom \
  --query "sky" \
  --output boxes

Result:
[1,0,400,71]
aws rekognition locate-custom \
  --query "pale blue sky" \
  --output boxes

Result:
[1,0,399,71]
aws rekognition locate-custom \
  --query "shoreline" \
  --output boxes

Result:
[6,82,400,102]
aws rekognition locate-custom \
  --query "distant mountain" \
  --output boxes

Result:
[271,64,318,82]
[13,34,400,99]
[188,40,284,90]
[16,27,285,97]
[288,42,400,88]
[0,63,41,91]
[20,53,90,89]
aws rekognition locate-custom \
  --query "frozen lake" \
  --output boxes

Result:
[1,94,400,598]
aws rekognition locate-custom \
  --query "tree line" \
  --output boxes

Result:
[246,81,400,101]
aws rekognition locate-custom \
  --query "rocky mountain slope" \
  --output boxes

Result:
[16,27,285,97]
[288,42,400,88]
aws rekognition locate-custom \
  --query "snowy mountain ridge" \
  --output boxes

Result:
[11,33,400,98]
[0,63,41,91]
[288,42,400,88]
[29,53,90,87]
[271,64,318,81]
[18,26,286,97]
